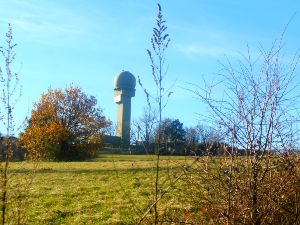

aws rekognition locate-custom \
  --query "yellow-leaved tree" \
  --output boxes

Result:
[19,86,110,161]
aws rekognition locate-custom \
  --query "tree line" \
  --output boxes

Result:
[1,83,224,161]
[131,114,223,155]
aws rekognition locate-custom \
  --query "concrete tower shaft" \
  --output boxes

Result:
[113,71,136,147]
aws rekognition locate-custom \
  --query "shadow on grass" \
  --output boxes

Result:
[92,154,189,162]
[10,166,180,174]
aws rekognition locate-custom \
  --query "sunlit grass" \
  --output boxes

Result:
[7,154,195,224]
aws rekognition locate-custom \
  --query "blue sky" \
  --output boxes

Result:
[0,0,300,133]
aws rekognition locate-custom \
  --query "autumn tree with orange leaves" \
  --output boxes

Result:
[19,86,110,161]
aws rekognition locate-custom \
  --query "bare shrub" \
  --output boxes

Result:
[0,24,33,225]
[186,34,300,224]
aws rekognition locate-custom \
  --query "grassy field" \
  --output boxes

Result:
[7,154,194,224]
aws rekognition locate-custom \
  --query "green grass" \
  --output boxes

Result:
[6,154,194,224]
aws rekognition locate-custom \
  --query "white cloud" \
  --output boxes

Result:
[176,43,230,57]
[170,20,272,60]
[0,0,89,46]
[170,23,243,58]
[12,18,81,35]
